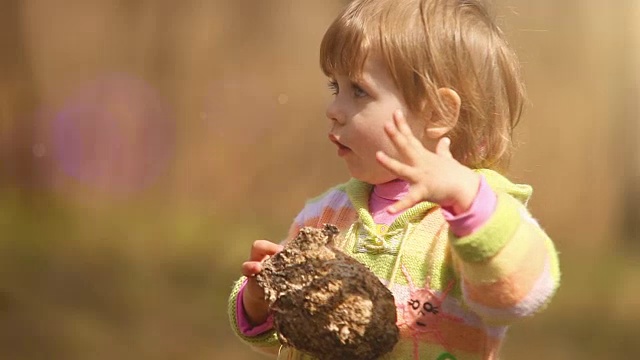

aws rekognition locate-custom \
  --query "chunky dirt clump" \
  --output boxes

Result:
[256,224,399,360]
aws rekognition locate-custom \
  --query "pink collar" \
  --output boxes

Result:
[372,179,410,201]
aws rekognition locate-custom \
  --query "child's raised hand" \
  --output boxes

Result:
[375,110,480,215]
[241,240,283,325]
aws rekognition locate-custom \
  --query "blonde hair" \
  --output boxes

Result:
[320,0,525,171]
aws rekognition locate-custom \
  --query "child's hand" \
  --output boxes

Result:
[375,110,480,215]
[241,240,283,325]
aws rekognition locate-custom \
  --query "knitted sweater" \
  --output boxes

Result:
[228,169,560,360]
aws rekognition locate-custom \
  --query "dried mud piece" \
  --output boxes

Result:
[256,224,399,360]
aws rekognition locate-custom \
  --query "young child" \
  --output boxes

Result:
[228,0,560,359]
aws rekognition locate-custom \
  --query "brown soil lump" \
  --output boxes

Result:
[256,224,399,360]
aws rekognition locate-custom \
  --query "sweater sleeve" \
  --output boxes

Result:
[228,277,281,356]
[449,191,561,326]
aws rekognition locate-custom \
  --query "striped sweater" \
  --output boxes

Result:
[228,169,560,360]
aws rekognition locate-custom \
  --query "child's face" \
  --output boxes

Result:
[326,56,428,184]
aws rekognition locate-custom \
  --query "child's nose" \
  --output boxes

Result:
[326,98,346,125]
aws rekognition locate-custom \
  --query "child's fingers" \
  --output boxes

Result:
[393,110,425,149]
[435,137,453,158]
[383,122,414,159]
[376,151,416,179]
[387,190,424,214]
[243,240,283,277]
[249,240,283,261]
[393,110,415,138]
[384,112,419,161]
[241,261,262,277]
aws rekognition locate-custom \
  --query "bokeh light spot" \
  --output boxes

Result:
[32,143,46,158]
[52,73,175,194]
[278,93,289,105]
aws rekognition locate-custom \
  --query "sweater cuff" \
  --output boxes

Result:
[236,280,274,336]
[449,192,522,263]
[441,175,497,237]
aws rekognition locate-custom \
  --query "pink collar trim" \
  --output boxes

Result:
[372,179,410,201]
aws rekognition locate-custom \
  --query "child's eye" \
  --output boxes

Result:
[327,80,339,95]
[353,84,368,98]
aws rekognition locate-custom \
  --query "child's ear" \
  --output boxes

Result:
[424,88,461,139]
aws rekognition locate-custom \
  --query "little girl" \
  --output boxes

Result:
[228,0,560,359]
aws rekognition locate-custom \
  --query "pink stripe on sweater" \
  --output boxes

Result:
[462,258,556,320]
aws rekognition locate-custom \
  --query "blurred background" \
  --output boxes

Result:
[0,0,638,359]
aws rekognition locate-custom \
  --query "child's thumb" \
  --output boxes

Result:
[436,137,453,158]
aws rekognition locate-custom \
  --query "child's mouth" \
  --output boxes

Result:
[328,134,351,156]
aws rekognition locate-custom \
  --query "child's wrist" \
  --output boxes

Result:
[447,172,481,214]
[242,290,270,325]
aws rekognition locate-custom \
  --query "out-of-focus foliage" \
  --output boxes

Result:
[1,0,638,359]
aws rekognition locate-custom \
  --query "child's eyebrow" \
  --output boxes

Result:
[345,73,367,85]
[326,74,367,87]
[353,76,376,91]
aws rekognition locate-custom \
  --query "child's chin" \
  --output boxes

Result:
[349,169,395,185]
